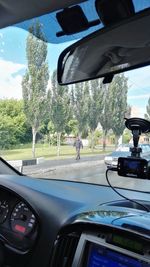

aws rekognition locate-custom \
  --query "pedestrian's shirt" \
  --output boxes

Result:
[74,140,83,149]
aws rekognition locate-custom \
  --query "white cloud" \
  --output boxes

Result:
[0,59,25,99]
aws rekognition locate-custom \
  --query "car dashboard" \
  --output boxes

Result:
[0,175,149,267]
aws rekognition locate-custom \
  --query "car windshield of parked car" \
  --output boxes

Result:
[0,2,150,193]
[116,145,131,152]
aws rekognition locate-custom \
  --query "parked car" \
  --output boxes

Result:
[105,143,150,168]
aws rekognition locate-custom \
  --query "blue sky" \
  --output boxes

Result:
[0,25,149,117]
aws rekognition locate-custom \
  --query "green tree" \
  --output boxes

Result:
[65,119,78,136]
[51,71,70,156]
[88,79,104,151]
[123,129,132,144]
[110,74,129,147]
[22,21,49,158]
[72,82,89,136]
[100,84,113,151]
[88,129,102,149]
[145,97,150,121]
[47,121,55,146]
[0,99,29,149]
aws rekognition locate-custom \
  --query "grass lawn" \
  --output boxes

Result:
[1,144,112,161]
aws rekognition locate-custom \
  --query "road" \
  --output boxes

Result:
[23,155,150,192]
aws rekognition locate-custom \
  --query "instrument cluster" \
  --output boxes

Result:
[0,188,37,252]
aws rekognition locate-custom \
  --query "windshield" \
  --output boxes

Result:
[116,145,131,152]
[0,19,150,193]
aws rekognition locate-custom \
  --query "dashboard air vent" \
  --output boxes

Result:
[50,232,80,267]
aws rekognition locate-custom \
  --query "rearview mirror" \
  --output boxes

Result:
[58,9,150,85]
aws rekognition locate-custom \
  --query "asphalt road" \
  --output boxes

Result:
[23,155,150,192]
[23,155,105,172]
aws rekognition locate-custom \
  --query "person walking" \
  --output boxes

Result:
[74,136,83,160]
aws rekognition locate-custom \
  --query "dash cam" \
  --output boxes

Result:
[116,118,150,180]
[118,157,150,179]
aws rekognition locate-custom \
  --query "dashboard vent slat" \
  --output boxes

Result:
[51,233,79,267]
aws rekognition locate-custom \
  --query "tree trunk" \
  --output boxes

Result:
[57,132,61,156]
[91,130,95,152]
[115,135,119,148]
[49,133,51,148]
[32,128,37,158]
[103,130,107,151]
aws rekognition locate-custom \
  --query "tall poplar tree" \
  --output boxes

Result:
[51,70,70,156]
[88,79,104,151]
[110,74,129,147]
[22,22,49,158]
[73,82,89,136]
[100,84,112,151]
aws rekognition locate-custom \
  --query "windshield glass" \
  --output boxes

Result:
[116,145,131,152]
[0,20,150,193]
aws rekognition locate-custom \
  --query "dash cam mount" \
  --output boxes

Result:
[117,118,150,179]
[125,118,150,158]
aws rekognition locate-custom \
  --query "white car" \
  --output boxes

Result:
[105,144,150,168]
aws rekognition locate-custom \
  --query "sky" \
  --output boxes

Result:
[0,25,150,117]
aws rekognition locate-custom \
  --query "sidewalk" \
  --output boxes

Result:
[23,154,105,176]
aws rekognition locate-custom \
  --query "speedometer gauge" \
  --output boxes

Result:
[0,200,9,223]
[11,202,36,235]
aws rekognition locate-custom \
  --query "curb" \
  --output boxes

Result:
[7,157,45,172]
